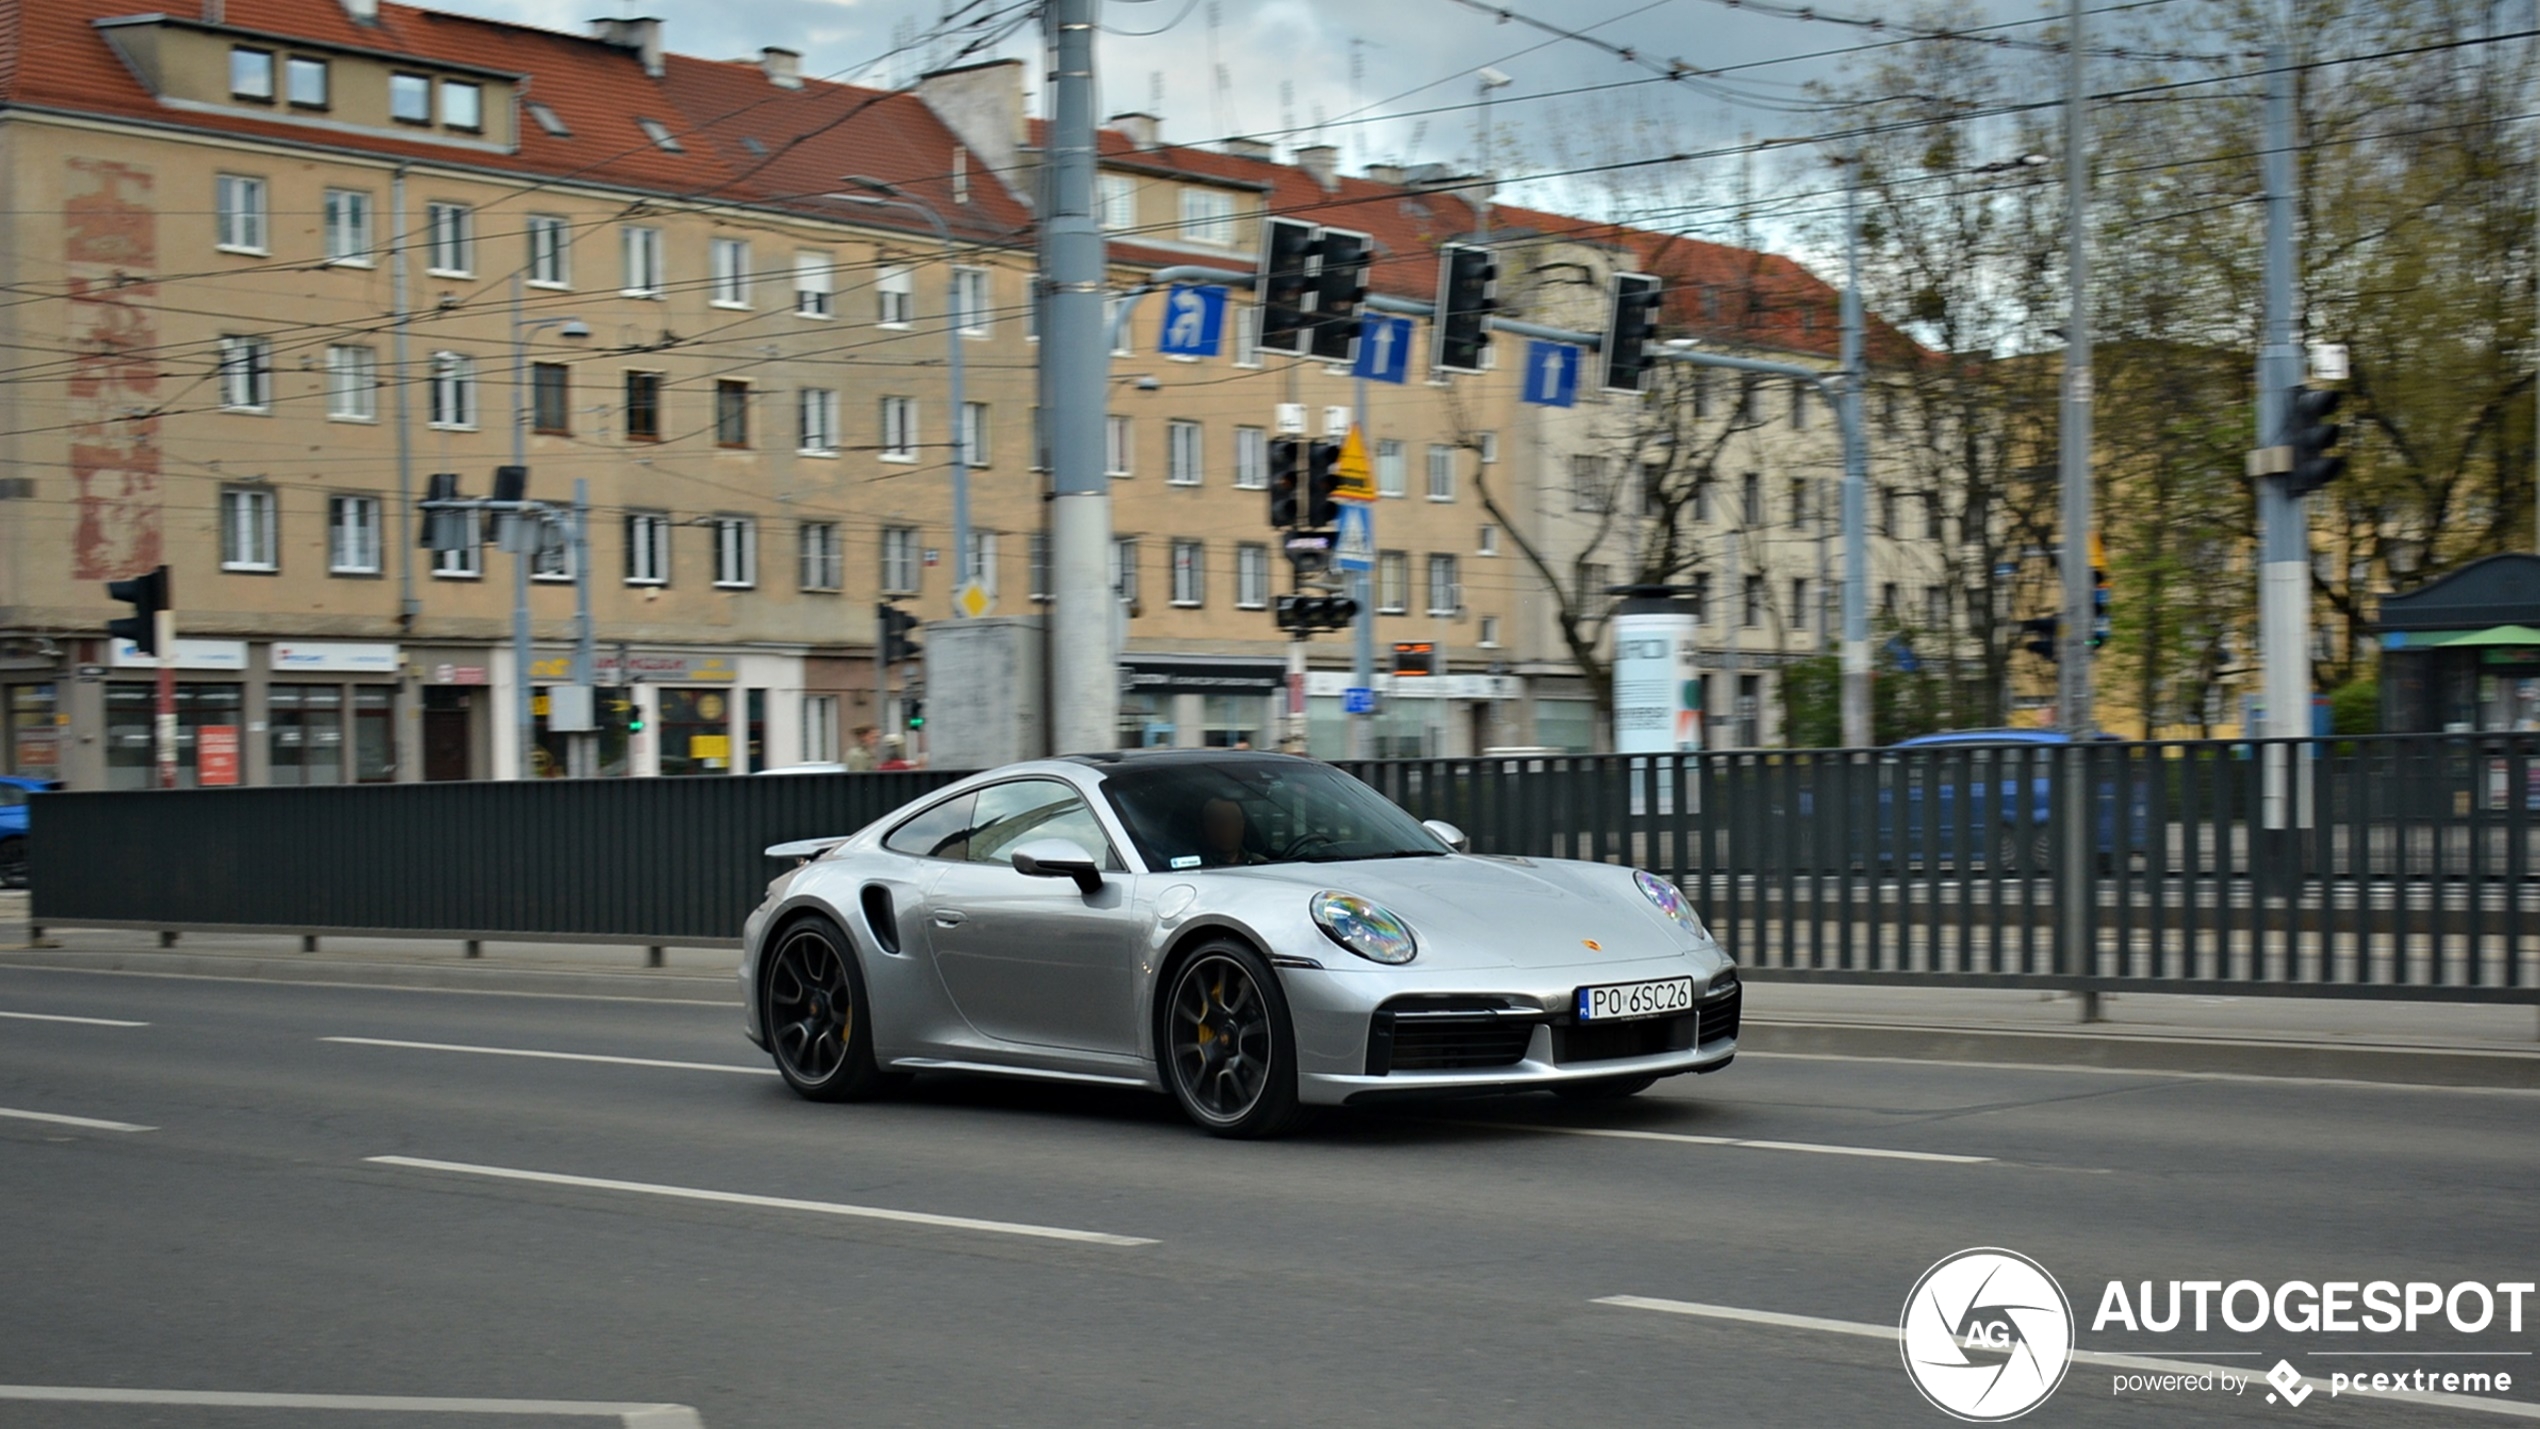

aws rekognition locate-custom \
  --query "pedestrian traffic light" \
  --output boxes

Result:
[618,689,645,735]
[105,564,169,656]
[1267,436,1304,528]
[1304,440,1343,530]
[905,700,924,732]
[1308,228,1371,363]
[878,603,922,664]
[1435,243,1497,375]
[1603,271,1664,394]
[2020,616,2059,663]
[1256,216,1319,357]
[2285,386,2345,498]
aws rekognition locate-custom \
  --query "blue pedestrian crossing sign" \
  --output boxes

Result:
[1343,687,1378,715]
[1156,284,1227,358]
[1332,500,1375,573]
[1522,340,1581,407]
[1353,315,1414,385]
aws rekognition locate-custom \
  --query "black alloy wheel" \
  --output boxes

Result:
[762,915,897,1101]
[1162,942,1310,1138]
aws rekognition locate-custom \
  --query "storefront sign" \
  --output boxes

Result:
[1305,671,1521,701]
[1124,657,1287,694]
[272,642,400,675]
[528,651,736,684]
[197,725,240,785]
[111,638,247,671]
[431,664,490,686]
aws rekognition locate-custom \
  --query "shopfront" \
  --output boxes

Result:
[1119,657,1286,751]
[3,681,59,777]
[267,642,401,785]
[1301,670,1522,759]
[2377,555,2540,733]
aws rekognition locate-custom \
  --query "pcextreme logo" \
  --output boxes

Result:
[1902,1248,2077,1421]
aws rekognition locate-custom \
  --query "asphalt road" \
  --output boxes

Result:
[2,964,2535,1428]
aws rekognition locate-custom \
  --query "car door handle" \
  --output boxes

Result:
[932,910,966,927]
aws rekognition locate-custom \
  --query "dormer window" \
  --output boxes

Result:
[637,118,683,153]
[390,72,430,124]
[285,56,328,109]
[229,47,274,102]
[527,101,570,137]
[440,80,482,132]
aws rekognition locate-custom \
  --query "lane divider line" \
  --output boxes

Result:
[364,1156,1161,1248]
[0,1385,703,1426]
[1452,1121,1993,1164]
[323,1037,776,1077]
[1593,1296,2540,1422]
[0,1107,155,1133]
[0,1009,149,1027]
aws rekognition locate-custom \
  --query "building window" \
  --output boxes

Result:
[532,523,574,582]
[1234,426,1267,489]
[1098,173,1137,230]
[389,72,430,124]
[1689,573,1710,624]
[229,47,274,100]
[881,527,918,594]
[636,117,683,152]
[1105,414,1133,477]
[1236,542,1268,609]
[960,401,990,468]
[215,174,266,253]
[1167,420,1202,486]
[1791,382,1811,429]
[1170,539,1205,606]
[877,265,912,326]
[1880,487,1899,538]
[1573,560,1609,606]
[325,344,376,420]
[879,396,917,461]
[710,237,751,307]
[1792,577,1812,634]
[1179,187,1236,244]
[1921,492,1942,540]
[802,695,840,764]
[432,544,480,579]
[527,100,570,137]
[965,530,999,597]
[1233,304,1261,366]
[217,335,271,411]
[1029,531,1051,602]
[625,511,670,585]
[441,80,482,131]
[953,267,990,336]
[623,371,662,441]
[1111,538,1140,605]
[1426,443,1455,502]
[1478,523,1498,556]
[1927,586,1948,630]
[1377,439,1406,498]
[285,55,328,108]
[1790,477,1812,532]
[712,517,756,588]
[526,215,569,286]
[794,251,832,317]
[219,487,277,571]
[327,494,380,575]
[1476,431,1499,464]
[322,188,371,264]
[427,351,475,429]
[1376,551,1408,614]
[1740,472,1762,525]
[1743,574,1764,627]
[798,522,842,592]
[621,226,664,296]
[1427,555,1461,616]
[1106,293,1133,356]
[715,380,750,448]
[531,363,570,434]
[425,202,472,275]
[1478,615,1502,648]
[798,388,839,455]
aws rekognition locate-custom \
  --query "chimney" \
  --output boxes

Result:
[1365,162,1405,186]
[760,46,801,89]
[1295,144,1339,193]
[916,59,1027,203]
[589,17,666,79]
[1107,111,1160,151]
[1221,136,1272,162]
[339,0,377,22]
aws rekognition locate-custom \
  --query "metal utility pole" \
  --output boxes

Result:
[391,167,417,632]
[1839,161,1872,749]
[1043,0,1115,754]
[1351,373,1376,759]
[510,276,588,780]
[2057,0,2099,1014]
[571,477,595,777]
[2257,22,2309,825]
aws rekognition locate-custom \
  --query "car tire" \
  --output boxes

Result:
[760,914,902,1102]
[0,837,23,890]
[1552,1074,1659,1101]
[1159,940,1313,1140]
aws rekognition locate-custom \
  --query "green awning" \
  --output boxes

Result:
[2387,624,2540,650]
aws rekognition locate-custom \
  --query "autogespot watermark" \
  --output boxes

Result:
[1901,1248,2076,1421]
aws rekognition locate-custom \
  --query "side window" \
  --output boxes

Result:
[0,786,24,808]
[966,779,1120,870]
[882,792,976,861]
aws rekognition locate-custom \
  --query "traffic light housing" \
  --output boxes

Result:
[616,688,645,735]
[105,564,169,656]
[1304,440,1342,530]
[1603,271,1664,394]
[905,700,924,732]
[1308,228,1371,363]
[419,471,469,551]
[1274,592,1359,633]
[1256,216,1318,357]
[1435,243,1497,375]
[2020,616,2059,664]
[2089,533,2111,650]
[2286,386,2345,498]
[1267,436,1304,528]
[878,603,922,664]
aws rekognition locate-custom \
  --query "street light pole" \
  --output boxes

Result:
[841,179,970,610]
[1838,158,1872,750]
[1042,0,1115,755]
[510,271,588,781]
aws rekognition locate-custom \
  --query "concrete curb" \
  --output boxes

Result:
[0,948,738,1003]
[1741,1019,2540,1090]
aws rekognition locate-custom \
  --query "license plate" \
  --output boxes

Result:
[1576,976,1695,1022]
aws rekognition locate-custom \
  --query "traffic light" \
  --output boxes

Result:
[2020,616,2059,664]
[105,564,169,656]
[1435,243,1497,375]
[617,689,645,735]
[1308,228,1371,363]
[1304,440,1342,530]
[1256,216,1319,357]
[1603,271,1664,394]
[878,603,922,664]
[1267,437,1304,528]
[2089,532,2111,650]
[2286,386,2345,498]
[419,472,469,551]
[905,699,925,732]
[1274,592,1359,633]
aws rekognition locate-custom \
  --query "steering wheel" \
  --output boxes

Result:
[1274,830,1339,860]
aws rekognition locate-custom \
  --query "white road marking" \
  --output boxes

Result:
[1456,1120,1992,1164]
[0,1107,154,1133]
[0,1009,147,1027]
[1742,1049,2540,1096]
[366,1156,1161,1248]
[0,962,739,1007]
[0,1384,703,1425]
[324,1036,775,1077]
[1595,1296,2540,1421]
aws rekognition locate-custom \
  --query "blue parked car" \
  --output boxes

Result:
[0,774,56,889]
[1879,729,2151,872]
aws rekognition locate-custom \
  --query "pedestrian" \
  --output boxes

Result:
[876,734,913,771]
[844,724,879,771]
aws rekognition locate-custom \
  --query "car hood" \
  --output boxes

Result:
[1204,853,1701,970]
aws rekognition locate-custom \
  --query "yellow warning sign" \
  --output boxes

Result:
[1332,426,1376,502]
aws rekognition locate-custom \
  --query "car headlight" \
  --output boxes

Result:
[1634,869,1712,943]
[1310,891,1417,965]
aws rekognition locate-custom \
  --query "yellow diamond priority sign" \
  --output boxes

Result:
[955,579,992,619]
[1332,426,1376,502]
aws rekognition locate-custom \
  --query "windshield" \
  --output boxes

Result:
[1098,758,1447,871]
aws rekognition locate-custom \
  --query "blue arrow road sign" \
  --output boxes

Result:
[1332,500,1375,573]
[1522,340,1580,407]
[1343,687,1378,715]
[1156,284,1227,358]
[1353,315,1414,384]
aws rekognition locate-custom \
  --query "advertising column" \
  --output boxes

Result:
[1611,592,1702,755]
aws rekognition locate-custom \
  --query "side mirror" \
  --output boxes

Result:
[1009,837,1103,893]
[1421,819,1470,853]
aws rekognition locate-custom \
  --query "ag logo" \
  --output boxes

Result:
[1900,1248,2074,1421]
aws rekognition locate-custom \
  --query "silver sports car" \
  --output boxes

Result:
[740,750,1739,1137]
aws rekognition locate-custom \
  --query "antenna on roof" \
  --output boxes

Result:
[1280,81,1295,142]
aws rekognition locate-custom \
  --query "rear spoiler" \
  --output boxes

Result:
[763,836,850,863]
